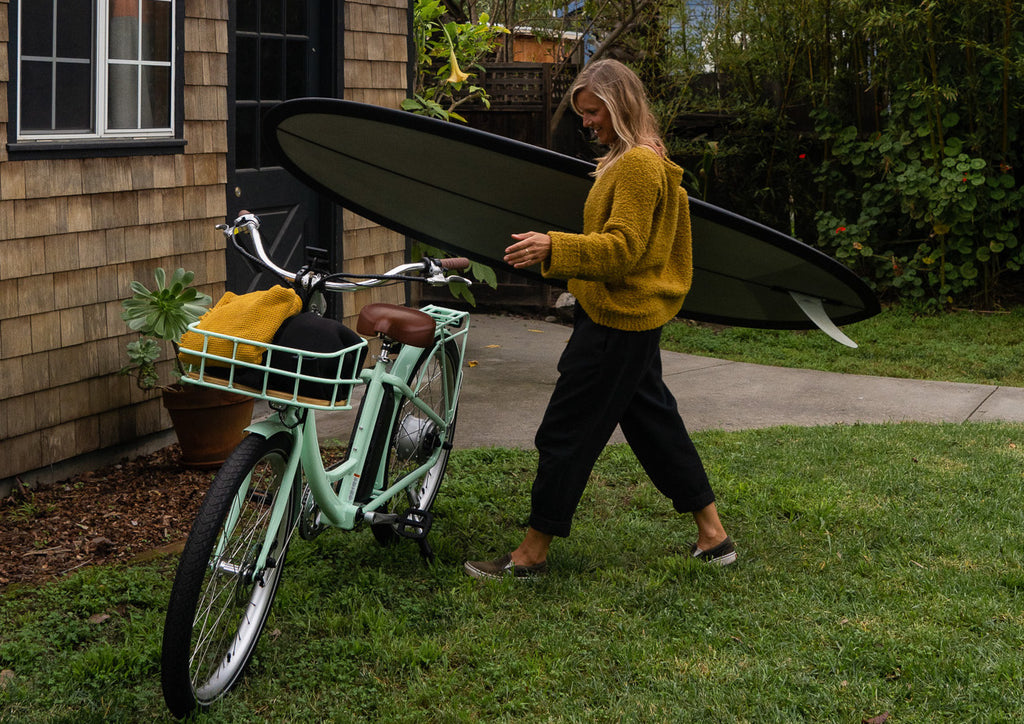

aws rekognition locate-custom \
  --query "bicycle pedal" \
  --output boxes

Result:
[393,508,433,541]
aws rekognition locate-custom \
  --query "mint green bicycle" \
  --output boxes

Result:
[160,213,470,718]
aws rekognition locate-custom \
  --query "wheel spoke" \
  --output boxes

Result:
[162,433,297,717]
[370,342,459,547]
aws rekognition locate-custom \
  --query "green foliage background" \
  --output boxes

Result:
[651,0,1024,308]
[411,0,1024,306]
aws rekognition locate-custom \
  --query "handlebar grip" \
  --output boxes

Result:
[439,257,471,270]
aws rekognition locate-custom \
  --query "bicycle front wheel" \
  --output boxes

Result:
[161,432,298,719]
[370,340,460,546]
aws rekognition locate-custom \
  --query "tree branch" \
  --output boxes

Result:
[548,0,656,139]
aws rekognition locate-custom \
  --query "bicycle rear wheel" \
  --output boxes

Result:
[370,340,459,547]
[161,432,298,719]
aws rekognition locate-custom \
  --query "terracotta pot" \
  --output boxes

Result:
[161,385,255,468]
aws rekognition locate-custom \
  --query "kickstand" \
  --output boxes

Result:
[417,538,435,563]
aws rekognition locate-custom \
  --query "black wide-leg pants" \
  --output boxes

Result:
[528,308,716,537]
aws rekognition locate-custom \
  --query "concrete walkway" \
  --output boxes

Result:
[313,313,1024,448]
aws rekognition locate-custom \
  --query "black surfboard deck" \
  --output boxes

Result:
[264,98,879,335]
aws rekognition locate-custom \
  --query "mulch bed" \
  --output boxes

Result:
[0,446,213,590]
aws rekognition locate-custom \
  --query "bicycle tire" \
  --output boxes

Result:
[370,340,460,546]
[161,432,298,719]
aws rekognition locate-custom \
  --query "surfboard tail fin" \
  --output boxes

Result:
[789,291,859,348]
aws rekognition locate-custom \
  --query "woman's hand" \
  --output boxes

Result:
[505,232,552,269]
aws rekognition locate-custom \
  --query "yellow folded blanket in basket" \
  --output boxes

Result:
[178,286,302,366]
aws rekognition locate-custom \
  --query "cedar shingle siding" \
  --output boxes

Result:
[340,0,409,329]
[1,0,410,487]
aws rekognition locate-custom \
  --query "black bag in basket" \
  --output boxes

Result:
[263,313,368,402]
[208,312,366,402]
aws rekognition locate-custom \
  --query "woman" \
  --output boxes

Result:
[464,59,735,579]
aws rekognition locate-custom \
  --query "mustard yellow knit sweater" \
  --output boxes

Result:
[543,147,693,332]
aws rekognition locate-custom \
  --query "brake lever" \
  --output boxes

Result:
[425,272,472,287]
[423,256,473,287]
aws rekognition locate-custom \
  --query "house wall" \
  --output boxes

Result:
[0,0,413,490]
[0,0,229,486]
[339,0,409,328]
[512,35,567,64]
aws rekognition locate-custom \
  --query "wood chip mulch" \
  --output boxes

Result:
[0,446,214,590]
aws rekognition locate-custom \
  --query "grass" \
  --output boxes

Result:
[3,305,1021,720]
[662,306,1024,386]
[3,422,1024,722]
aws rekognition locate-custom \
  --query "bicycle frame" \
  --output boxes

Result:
[197,304,468,574]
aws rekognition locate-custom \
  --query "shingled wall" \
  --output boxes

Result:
[0,1,230,485]
[0,0,412,487]
[339,0,410,328]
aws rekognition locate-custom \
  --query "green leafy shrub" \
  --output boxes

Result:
[664,0,1023,308]
[404,0,507,122]
[120,267,212,389]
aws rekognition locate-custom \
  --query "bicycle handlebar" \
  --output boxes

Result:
[439,256,471,270]
[218,211,472,293]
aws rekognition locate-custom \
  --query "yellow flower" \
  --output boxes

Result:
[442,24,470,84]
[447,50,470,84]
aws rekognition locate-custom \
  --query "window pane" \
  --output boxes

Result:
[261,119,280,168]
[286,0,308,35]
[109,0,140,60]
[108,63,139,128]
[260,38,283,101]
[235,105,260,170]
[237,2,257,32]
[236,36,259,101]
[141,65,171,127]
[20,61,54,131]
[261,0,282,33]
[141,0,171,62]
[285,39,307,100]
[55,62,93,130]
[21,1,55,57]
[57,0,94,59]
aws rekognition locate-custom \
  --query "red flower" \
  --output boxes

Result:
[799,153,806,160]
[835,226,846,234]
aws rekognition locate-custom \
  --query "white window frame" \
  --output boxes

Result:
[16,0,177,142]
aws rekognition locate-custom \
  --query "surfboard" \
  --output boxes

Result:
[263,98,879,345]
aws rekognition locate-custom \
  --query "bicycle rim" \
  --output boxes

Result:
[161,432,297,718]
[371,341,459,544]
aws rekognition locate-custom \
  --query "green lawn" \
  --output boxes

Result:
[663,306,1024,387]
[3,422,1023,722]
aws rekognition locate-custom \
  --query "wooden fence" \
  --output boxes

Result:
[460,62,580,152]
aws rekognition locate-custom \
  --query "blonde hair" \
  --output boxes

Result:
[570,59,665,176]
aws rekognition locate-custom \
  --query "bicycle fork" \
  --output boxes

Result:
[210,434,303,581]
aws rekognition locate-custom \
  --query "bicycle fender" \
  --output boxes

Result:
[245,418,292,439]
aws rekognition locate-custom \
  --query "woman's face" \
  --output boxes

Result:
[576,89,616,146]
